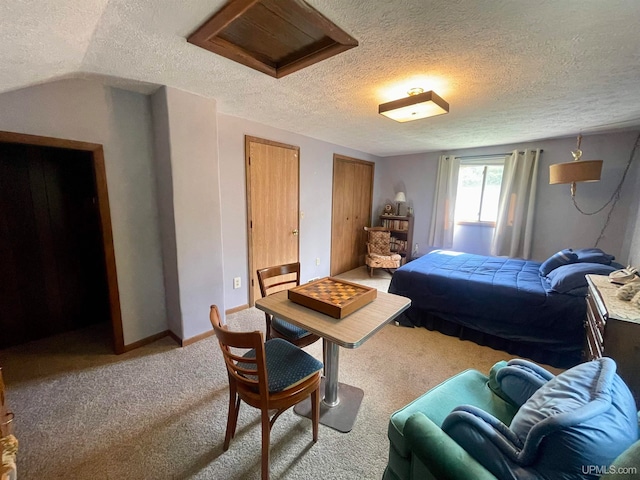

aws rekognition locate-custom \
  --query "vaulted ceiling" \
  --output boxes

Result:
[2,0,640,156]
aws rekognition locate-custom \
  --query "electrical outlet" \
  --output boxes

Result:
[233,277,241,289]
[316,257,320,266]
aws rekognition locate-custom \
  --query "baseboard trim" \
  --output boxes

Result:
[226,304,249,315]
[168,331,182,346]
[126,328,216,350]
[122,330,170,352]
[182,329,215,347]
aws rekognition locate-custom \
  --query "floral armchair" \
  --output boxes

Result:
[364,226,402,277]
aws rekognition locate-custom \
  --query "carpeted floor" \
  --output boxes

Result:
[1,266,521,479]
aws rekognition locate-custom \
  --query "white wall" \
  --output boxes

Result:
[217,114,382,310]
[0,79,167,344]
[378,131,640,263]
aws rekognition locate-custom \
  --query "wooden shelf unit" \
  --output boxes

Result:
[585,275,640,407]
[379,215,414,262]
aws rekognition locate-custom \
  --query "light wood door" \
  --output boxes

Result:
[330,155,374,275]
[246,136,299,305]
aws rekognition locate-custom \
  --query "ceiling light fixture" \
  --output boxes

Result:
[379,88,449,123]
[549,134,603,197]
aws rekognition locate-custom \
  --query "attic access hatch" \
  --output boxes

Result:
[187,0,358,79]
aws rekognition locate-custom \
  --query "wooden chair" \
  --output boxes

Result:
[256,262,321,348]
[209,305,322,480]
[364,226,402,277]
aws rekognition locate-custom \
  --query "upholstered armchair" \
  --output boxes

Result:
[364,227,402,277]
[383,358,640,480]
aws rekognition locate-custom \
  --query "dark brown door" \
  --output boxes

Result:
[0,143,110,348]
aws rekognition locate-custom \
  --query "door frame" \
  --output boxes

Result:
[245,135,300,306]
[0,131,124,354]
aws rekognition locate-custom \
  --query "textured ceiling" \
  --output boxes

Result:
[1,0,640,156]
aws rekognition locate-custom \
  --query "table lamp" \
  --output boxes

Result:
[394,192,406,216]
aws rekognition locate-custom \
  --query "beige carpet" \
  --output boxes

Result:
[0,266,527,479]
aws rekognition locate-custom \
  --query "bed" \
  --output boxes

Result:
[388,249,621,368]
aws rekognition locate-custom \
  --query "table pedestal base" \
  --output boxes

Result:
[293,377,364,433]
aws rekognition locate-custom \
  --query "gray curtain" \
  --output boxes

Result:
[491,149,540,259]
[428,155,459,249]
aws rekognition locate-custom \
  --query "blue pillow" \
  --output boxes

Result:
[442,358,638,479]
[574,247,615,265]
[546,262,618,293]
[539,249,578,276]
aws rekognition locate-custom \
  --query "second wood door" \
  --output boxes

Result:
[246,136,300,305]
[330,155,374,275]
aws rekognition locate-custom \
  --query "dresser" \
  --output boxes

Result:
[585,274,640,406]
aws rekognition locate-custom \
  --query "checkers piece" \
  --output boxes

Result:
[288,277,377,319]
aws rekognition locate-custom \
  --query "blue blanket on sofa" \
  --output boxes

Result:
[388,250,586,363]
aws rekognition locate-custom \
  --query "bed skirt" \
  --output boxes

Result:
[395,307,582,369]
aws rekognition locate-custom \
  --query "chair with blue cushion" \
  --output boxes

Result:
[383,357,640,480]
[256,262,322,348]
[209,305,323,480]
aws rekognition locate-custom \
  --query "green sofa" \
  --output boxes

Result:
[383,360,640,480]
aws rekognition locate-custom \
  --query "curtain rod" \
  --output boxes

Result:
[455,149,544,159]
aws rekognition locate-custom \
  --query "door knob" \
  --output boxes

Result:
[292,229,299,236]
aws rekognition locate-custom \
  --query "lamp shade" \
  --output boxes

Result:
[379,90,449,123]
[394,192,406,203]
[549,160,603,184]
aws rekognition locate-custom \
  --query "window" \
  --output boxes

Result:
[454,158,504,224]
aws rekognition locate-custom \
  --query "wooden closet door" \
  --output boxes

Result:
[330,155,374,275]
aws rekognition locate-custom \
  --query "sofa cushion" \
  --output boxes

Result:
[495,358,555,407]
[510,358,638,466]
[369,230,392,255]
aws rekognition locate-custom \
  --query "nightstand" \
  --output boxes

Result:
[585,274,640,406]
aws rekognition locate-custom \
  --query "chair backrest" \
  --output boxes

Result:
[256,262,301,298]
[209,305,269,402]
[364,226,392,256]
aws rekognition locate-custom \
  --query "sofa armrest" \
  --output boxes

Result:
[404,413,497,480]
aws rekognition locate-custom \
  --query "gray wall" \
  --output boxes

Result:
[622,138,640,266]
[377,131,640,263]
[151,87,225,338]
[0,79,167,344]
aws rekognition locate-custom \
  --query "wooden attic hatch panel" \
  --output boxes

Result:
[187,0,358,78]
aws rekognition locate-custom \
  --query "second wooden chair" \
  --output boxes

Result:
[256,262,321,348]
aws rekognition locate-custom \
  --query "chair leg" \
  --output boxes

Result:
[311,382,320,443]
[230,397,241,440]
[261,410,271,480]
[224,383,239,451]
[368,266,373,277]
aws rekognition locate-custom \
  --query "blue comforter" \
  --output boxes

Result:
[388,250,585,353]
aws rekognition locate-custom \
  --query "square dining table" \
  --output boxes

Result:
[255,289,411,432]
